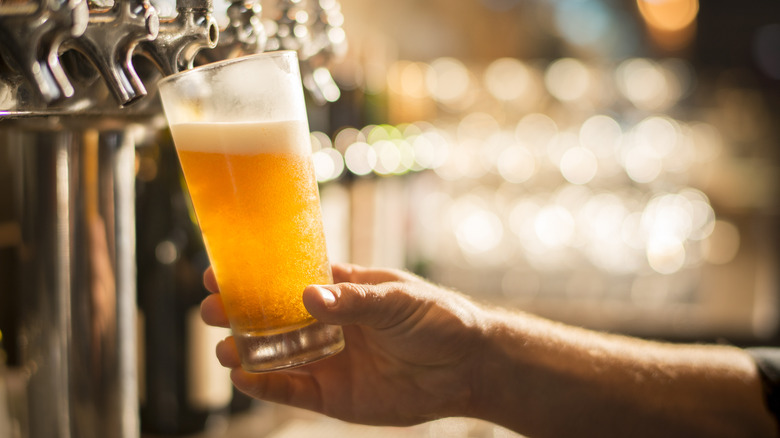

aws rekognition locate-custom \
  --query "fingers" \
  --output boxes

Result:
[201,293,230,328]
[216,336,326,414]
[303,281,417,330]
[203,267,219,293]
[216,336,241,368]
[230,368,324,414]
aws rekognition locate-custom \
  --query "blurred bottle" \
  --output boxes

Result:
[136,131,233,435]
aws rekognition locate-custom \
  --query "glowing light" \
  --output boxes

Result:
[455,209,504,254]
[515,113,558,155]
[633,116,680,158]
[484,58,532,102]
[344,142,375,176]
[389,62,430,99]
[622,138,663,183]
[560,147,598,185]
[616,58,672,110]
[544,58,590,103]
[333,127,361,153]
[373,140,401,175]
[535,205,575,248]
[497,145,536,183]
[313,148,344,182]
[646,235,686,274]
[451,196,504,254]
[637,0,698,32]
[579,115,622,160]
[427,57,471,104]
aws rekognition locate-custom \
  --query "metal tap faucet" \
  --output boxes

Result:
[62,0,159,106]
[137,0,219,76]
[198,0,266,63]
[0,0,89,103]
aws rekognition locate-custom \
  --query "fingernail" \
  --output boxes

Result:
[314,285,337,307]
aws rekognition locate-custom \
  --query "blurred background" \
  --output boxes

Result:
[1,0,780,437]
[307,0,780,342]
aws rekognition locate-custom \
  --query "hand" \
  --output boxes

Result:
[200,263,487,426]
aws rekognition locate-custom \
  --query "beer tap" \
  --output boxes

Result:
[198,0,266,63]
[299,0,346,104]
[0,0,89,103]
[136,0,219,77]
[61,0,159,106]
[263,0,345,104]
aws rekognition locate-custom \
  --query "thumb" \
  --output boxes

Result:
[302,282,416,330]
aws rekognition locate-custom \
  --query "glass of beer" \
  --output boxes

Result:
[156,51,344,372]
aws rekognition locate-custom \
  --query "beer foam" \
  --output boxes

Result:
[170,119,311,156]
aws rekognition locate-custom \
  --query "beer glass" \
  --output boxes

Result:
[157,51,344,372]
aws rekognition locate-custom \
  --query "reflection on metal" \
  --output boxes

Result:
[137,0,219,76]
[2,126,138,438]
[0,0,89,103]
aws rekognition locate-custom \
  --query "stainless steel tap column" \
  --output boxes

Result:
[2,122,139,438]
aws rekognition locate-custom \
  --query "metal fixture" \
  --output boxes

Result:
[137,0,219,76]
[0,0,89,103]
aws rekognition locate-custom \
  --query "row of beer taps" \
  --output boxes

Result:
[0,0,346,115]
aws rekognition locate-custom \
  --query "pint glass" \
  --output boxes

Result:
[157,51,344,372]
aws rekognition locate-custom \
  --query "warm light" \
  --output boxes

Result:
[373,140,402,175]
[333,127,361,154]
[646,235,686,274]
[621,137,663,183]
[579,115,622,160]
[515,113,558,155]
[484,58,532,102]
[497,145,536,183]
[544,58,590,102]
[427,58,471,104]
[455,209,504,254]
[344,142,376,175]
[616,58,673,110]
[560,147,598,185]
[388,62,431,99]
[637,0,698,32]
[313,148,345,182]
[535,205,575,248]
[451,196,504,254]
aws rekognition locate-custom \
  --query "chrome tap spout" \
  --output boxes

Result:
[199,0,266,63]
[137,0,219,76]
[0,0,89,103]
[62,0,159,106]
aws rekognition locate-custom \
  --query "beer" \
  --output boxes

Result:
[158,51,344,371]
[170,119,332,335]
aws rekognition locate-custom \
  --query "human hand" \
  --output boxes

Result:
[200,262,487,427]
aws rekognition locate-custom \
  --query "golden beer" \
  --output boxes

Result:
[171,120,332,335]
[158,51,344,371]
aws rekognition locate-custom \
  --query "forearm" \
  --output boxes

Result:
[467,308,777,438]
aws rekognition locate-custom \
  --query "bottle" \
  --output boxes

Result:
[136,130,232,435]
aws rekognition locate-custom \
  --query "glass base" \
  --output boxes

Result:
[234,321,344,372]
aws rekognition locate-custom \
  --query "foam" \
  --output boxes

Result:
[170,119,311,156]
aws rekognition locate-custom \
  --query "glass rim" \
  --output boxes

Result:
[157,50,299,88]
